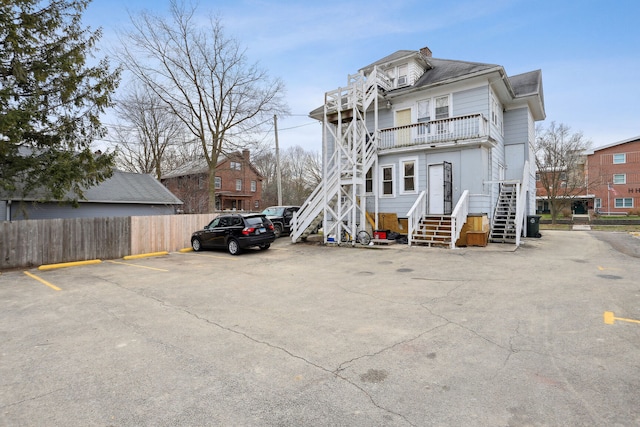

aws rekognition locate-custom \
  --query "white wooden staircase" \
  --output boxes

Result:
[291,67,391,243]
[489,183,518,243]
[411,215,452,247]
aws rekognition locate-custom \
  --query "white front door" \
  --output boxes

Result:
[428,164,444,214]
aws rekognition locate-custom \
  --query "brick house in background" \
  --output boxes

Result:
[535,157,591,215]
[585,136,640,215]
[161,150,264,213]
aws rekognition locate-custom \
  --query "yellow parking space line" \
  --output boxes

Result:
[106,260,169,272]
[23,271,61,291]
[123,251,169,260]
[604,311,640,325]
[38,259,101,271]
[193,253,239,260]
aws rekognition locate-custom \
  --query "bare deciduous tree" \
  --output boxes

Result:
[118,0,287,211]
[535,122,591,223]
[113,84,186,179]
[254,146,321,206]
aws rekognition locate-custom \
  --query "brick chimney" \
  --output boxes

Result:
[242,149,250,161]
[420,46,432,58]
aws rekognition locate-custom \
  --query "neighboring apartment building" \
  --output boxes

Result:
[585,136,640,215]
[292,45,545,247]
[162,150,263,214]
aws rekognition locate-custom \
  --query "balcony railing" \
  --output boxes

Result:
[378,114,489,150]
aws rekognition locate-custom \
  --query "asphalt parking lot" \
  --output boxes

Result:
[1,230,639,426]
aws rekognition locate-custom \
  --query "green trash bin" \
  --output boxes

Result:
[527,215,541,238]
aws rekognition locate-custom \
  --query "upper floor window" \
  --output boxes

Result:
[381,165,395,197]
[613,153,626,164]
[435,96,449,120]
[236,179,242,191]
[250,180,257,192]
[490,93,503,134]
[230,161,242,170]
[417,99,430,122]
[215,177,221,189]
[613,174,626,184]
[397,63,408,87]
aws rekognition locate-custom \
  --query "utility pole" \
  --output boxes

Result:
[274,115,283,205]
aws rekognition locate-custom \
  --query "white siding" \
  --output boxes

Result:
[504,107,529,146]
[453,86,489,117]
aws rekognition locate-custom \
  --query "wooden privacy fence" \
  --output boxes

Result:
[0,214,214,270]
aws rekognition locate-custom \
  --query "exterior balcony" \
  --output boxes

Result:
[378,113,492,152]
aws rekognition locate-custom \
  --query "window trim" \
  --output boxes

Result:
[397,63,408,87]
[250,180,257,192]
[614,198,633,208]
[380,164,395,198]
[400,157,418,194]
[613,174,626,185]
[613,153,626,164]
[214,176,221,189]
[235,179,242,191]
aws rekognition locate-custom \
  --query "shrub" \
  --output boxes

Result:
[561,208,572,218]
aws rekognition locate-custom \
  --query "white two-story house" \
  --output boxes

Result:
[292,45,545,247]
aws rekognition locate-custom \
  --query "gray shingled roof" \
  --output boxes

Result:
[82,170,182,204]
[1,170,183,205]
[413,57,500,88]
[508,69,543,97]
[310,49,544,119]
[161,158,209,179]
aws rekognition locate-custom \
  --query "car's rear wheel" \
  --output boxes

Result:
[273,223,282,238]
[192,237,202,252]
[227,238,241,255]
[259,243,270,250]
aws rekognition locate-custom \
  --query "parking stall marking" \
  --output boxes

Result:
[604,311,640,326]
[106,260,169,271]
[188,253,240,261]
[23,271,61,291]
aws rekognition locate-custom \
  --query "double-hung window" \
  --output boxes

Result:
[235,179,242,191]
[417,100,430,138]
[434,95,450,134]
[381,165,395,197]
[214,177,221,189]
[401,158,417,194]
[397,64,408,87]
[251,180,257,192]
[365,168,373,193]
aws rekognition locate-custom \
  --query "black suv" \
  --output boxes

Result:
[261,206,300,238]
[191,213,276,255]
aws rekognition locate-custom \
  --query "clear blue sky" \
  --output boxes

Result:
[86,0,640,153]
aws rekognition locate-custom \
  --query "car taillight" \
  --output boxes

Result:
[268,223,274,230]
[242,227,255,236]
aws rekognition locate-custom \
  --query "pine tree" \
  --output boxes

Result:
[0,0,120,204]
